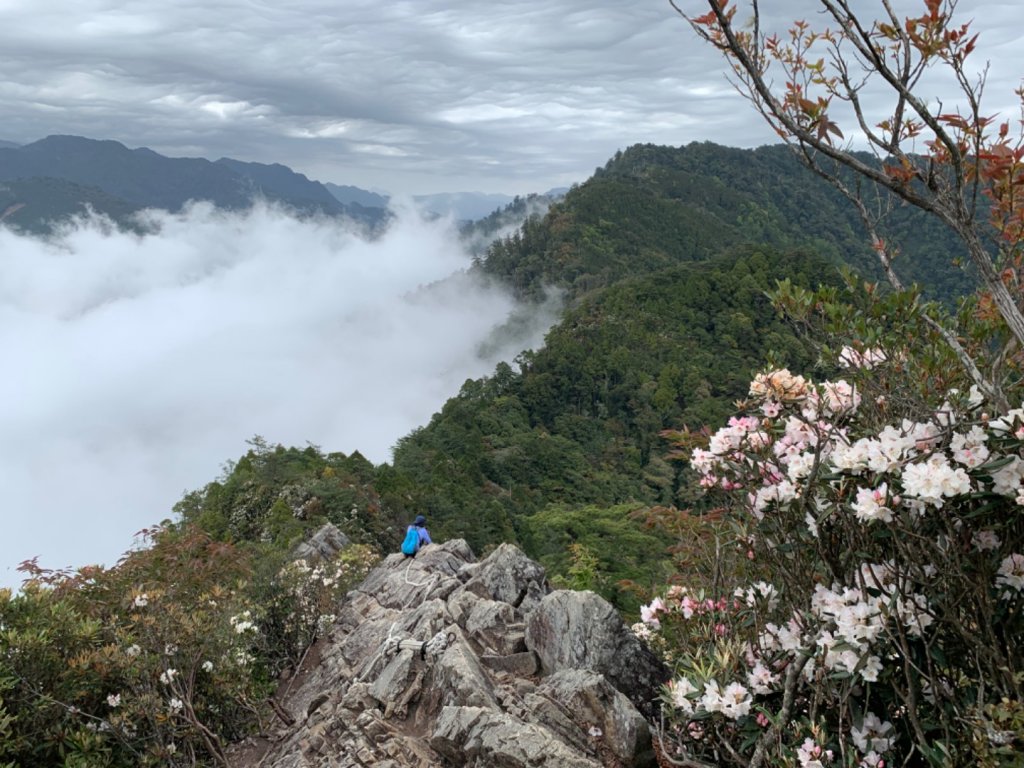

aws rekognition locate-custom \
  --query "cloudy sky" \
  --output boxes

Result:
[2,0,1021,195]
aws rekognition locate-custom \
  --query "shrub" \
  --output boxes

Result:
[646,361,1023,766]
[0,525,379,767]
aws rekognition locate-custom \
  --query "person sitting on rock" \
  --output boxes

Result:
[401,514,432,557]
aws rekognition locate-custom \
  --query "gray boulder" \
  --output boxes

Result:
[525,589,669,718]
[291,522,350,564]
[458,542,550,612]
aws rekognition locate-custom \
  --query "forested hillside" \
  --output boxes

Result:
[484,142,972,304]
[170,140,975,609]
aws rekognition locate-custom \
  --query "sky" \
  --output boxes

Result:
[1,1,1020,195]
[0,204,558,587]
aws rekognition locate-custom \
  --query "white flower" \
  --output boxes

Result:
[786,451,817,482]
[821,379,861,416]
[805,511,820,538]
[125,644,141,658]
[852,483,894,524]
[988,407,1024,435]
[671,677,698,712]
[588,726,603,738]
[950,426,989,468]
[893,593,934,637]
[991,456,1024,497]
[630,622,652,640]
[718,681,752,719]
[202,660,214,672]
[106,693,121,707]
[159,668,177,685]
[230,610,255,634]
[838,346,887,370]
[640,597,665,627]
[749,369,808,401]
[700,680,724,714]
[168,697,184,713]
[900,454,971,506]
[132,593,149,608]
[746,661,778,695]
[852,712,895,754]
[797,737,833,767]
[972,530,1001,552]
[164,643,178,656]
[752,480,797,518]
[996,553,1024,595]
[743,581,779,609]
[859,655,883,682]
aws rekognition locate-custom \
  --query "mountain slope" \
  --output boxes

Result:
[0,177,143,233]
[176,141,971,608]
[0,135,254,211]
[0,135,384,227]
[382,248,830,560]
[214,157,346,214]
[323,182,389,209]
[483,142,972,303]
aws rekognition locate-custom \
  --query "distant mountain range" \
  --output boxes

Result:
[0,134,561,234]
[0,135,545,234]
[0,135,387,233]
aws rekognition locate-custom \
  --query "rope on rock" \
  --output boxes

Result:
[355,555,448,682]
[382,629,455,662]
[402,555,434,588]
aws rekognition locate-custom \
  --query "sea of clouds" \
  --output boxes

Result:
[0,202,556,588]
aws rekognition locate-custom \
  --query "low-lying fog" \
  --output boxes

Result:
[0,202,556,587]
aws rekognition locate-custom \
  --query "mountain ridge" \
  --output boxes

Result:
[0,135,386,231]
[229,537,665,767]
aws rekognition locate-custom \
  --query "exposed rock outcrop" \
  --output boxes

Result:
[292,523,351,564]
[231,539,667,768]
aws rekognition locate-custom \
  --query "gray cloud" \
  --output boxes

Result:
[0,204,556,587]
[1,1,1019,193]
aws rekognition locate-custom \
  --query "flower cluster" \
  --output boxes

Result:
[229,610,257,634]
[837,345,887,370]
[260,544,379,667]
[651,368,1024,766]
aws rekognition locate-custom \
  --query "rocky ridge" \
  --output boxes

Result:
[232,539,667,767]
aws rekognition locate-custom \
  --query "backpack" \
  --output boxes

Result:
[401,526,420,556]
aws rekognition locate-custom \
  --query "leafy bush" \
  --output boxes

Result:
[0,525,378,767]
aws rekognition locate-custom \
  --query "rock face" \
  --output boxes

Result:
[231,540,667,768]
[292,523,351,564]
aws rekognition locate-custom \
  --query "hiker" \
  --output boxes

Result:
[401,514,432,557]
